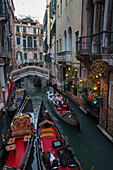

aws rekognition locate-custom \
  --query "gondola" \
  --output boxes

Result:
[0,96,35,170]
[4,88,26,115]
[36,100,81,170]
[47,91,81,133]
[33,76,41,87]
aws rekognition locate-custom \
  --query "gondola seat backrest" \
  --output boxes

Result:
[15,89,24,100]
[11,113,31,138]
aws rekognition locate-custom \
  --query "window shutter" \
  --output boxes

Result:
[20,52,22,60]
[16,52,18,60]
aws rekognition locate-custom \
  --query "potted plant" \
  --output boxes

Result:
[63,79,68,85]
[71,83,78,89]
[71,84,75,88]
[77,87,85,94]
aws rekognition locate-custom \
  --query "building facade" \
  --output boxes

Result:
[43,0,51,69]
[0,0,16,107]
[56,0,82,91]
[77,0,113,136]
[15,17,44,68]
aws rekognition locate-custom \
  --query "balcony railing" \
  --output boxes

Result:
[57,51,72,63]
[23,59,39,64]
[76,31,113,57]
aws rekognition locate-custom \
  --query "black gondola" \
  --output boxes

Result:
[4,88,26,115]
[47,91,81,133]
[36,100,82,170]
[33,76,41,87]
[0,96,35,170]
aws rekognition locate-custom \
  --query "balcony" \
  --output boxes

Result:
[23,59,39,64]
[76,31,113,62]
[57,51,72,64]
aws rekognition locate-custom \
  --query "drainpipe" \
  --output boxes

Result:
[106,68,113,129]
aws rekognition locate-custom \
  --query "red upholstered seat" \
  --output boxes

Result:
[7,138,15,145]
[63,105,67,108]
[57,108,62,111]
[5,144,16,156]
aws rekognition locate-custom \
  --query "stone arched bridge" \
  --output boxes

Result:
[11,66,50,82]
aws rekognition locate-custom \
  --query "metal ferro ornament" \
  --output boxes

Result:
[91,59,106,74]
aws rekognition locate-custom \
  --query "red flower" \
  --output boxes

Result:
[96,83,98,87]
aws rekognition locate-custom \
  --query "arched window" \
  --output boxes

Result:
[39,52,43,60]
[16,51,22,60]
[34,37,37,48]
[63,30,67,51]
[67,27,72,51]
[28,36,32,48]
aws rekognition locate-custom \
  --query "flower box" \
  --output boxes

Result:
[71,85,75,88]
[96,96,103,106]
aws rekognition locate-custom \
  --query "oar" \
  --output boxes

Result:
[17,98,27,114]
[19,96,30,114]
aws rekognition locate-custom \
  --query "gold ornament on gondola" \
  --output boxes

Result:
[91,59,106,74]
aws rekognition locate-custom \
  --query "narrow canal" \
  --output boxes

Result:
[0,76,113,170]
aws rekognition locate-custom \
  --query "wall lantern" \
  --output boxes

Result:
[79,79,83,83]
[99,73,102,76]
[93,86,97,90]
[74,68,77,72]
[66,73,68,77]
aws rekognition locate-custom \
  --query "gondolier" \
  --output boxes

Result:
[52,76,58,92]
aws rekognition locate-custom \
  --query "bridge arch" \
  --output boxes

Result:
[11,66,50,82]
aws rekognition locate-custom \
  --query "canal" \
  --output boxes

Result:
[0,76,113,170]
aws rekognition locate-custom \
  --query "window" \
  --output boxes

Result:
[65,0,68,7]
[34,37,37,48]
[28,36,32,48]
[74,31,79,52]
[39,52,43,60]
[57,40,59,52]
[67,81,72,92]
[24,53,27,59]
[34,53,37,59]
[57,5,59,18]
[23,36,26,47]
[60,38,61,52]
[17,37,20,45]
[41,29,43,35]
[60,0,62,15]
[73,88,77,97]
[16,52,22,60]
[33,28,36,34]
[1,27,4,47]
[16,26,19,32]
[39,38,42,46]
[23,27,26,33]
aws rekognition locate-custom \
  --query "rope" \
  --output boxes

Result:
[18,96,30,114]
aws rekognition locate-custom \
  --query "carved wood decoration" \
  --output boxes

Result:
[91,59,106,74]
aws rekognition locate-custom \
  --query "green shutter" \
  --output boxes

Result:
[16,52,18,60]
[20,52,22,60]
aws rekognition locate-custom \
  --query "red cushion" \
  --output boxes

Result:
[57,108,62,110]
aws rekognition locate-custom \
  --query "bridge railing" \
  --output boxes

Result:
[11,66,50,82]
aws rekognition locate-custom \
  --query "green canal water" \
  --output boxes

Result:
[0,76,113,170]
